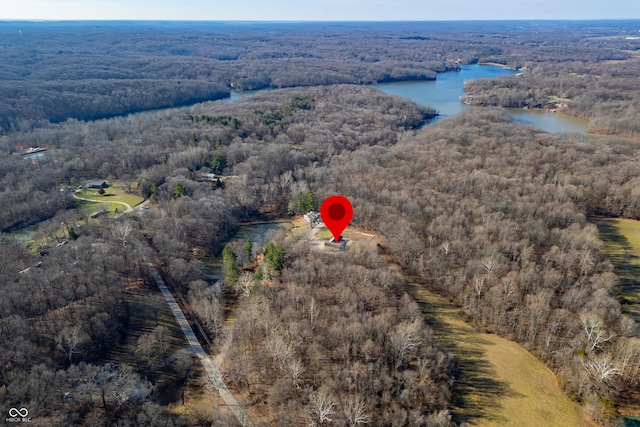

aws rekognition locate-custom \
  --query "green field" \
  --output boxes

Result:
[594,218,640,322]
[74,181,144,217]
[314,228,333,240]
[405,282,593,427]
[75,199,127,215]
[77,182,144,208]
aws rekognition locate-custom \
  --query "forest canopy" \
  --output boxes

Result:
[1,20,639,135]
[1,19,640,426]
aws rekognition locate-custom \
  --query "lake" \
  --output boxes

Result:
[375,64,589,134]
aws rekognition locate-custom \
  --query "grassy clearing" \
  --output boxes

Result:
[547,95,572,103]
[593,218,640,420]
[593,218,640,320]
[405,282,593,427]
[74,198,125,215]
[77,185,143,208]
[314,227,333,240]
[569,72,601,79]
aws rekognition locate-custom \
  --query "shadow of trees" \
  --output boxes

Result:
[406,282,520,425]
[595,219,640,324]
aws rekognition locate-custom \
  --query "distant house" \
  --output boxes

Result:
[90,210,106,219]
[196,173,217,182]
[304,211,320,225]
[87,181,109,189]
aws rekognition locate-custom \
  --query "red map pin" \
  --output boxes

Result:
[320,195,353,242]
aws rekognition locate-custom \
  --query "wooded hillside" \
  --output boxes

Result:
[1,83,638,424]
[2,21,638,134]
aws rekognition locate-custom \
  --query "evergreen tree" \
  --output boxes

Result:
[210,154,227,174]
[253,267,263,282]
[303,190,316,212]
[172,182,186,199]
[264,242,285,272]
[244,239,253,265]
[294,189,316,214]
[222,246,239,286]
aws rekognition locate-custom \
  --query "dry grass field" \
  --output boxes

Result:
[405,282,594,427]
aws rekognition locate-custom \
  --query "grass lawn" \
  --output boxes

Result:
[405,282,594,427]
[77,181,144,208]
[103,286,188,368]
[101,283,192,412]
[74,199,124,215]
[314,227,333,240]
[76,190,143,208]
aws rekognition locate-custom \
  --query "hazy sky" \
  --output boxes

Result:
[2,0,640,21]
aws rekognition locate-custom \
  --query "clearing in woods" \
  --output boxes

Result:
[76,180,144,208]
[593,217,640,420]
[594,217,640,324]
[405,282,593,426]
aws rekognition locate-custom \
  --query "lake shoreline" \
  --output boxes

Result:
[376,64,590,134]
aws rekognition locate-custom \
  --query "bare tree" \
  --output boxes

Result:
[342,394,369,427]
[580,313,614,352]
[57,325,88,363]
[286,357,305,389]
[582,353,620,392]
[114,221,134,247]
[308,297,320,331]
[390,320,420,369]
[236,271,253,298]
[136,326,172,367]
[307,387,335,427]
[481,256,498,274]
[440,241,450,257]
[266,332,294,370]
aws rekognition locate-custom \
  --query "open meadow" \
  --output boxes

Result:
[594,218,640,325]
[406,282,593,426]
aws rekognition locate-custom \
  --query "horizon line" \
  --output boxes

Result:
[2,18,640,23]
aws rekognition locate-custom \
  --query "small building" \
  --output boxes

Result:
[304,211,320,225]
[324,238,347,251]
[87,181,109,189]
[196,173,217,182]
[90,210,106,219]
[24,147,45,154]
